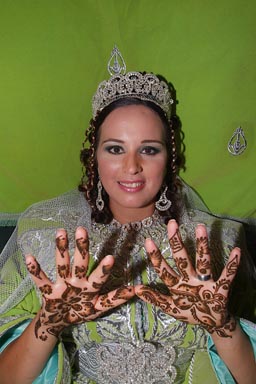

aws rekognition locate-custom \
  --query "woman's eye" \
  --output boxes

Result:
[105,145,124,154]
[141,146,160,155]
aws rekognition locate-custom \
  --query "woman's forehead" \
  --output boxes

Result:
[99,104,166,140]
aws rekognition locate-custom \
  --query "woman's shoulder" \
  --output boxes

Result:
[23,189,90,215]
[17,189,92,238]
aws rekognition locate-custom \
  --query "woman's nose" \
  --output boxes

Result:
[123,154,143,174]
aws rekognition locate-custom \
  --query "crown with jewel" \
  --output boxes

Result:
[92,46,173,119]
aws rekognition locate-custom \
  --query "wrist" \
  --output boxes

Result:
[35,310,65,341]
[207,316,237,338]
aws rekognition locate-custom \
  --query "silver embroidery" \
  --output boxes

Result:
[77,342,177,384]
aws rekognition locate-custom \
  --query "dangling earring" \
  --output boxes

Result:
[155,186,172,211]
[96,180,104,211]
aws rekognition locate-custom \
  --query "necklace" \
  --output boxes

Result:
[109,210,163,231]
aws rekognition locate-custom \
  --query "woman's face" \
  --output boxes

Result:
[96,104,168,223]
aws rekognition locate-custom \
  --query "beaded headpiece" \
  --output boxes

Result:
[92,46,174,119]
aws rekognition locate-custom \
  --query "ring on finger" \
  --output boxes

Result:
[197,274,212,281]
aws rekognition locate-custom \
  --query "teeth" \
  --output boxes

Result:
[120,182,142,188]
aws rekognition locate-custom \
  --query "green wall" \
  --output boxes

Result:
[0,0,255,217]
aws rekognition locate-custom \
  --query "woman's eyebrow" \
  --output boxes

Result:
[101,139,164,145]
[141,140,165,145]
[102,139,124,144]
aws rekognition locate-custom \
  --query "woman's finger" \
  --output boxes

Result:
[145,238,180,288]
[167,220,194,281]
[25,255,53,294]
[95,285,135,311]
[217,247,241,295]
[135,284,180,317]
[55,229,71,283]
[195,224,213,280]
[87,254,115,291]
[72,227,90,279]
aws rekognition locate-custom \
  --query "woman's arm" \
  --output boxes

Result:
[0,314,58,384]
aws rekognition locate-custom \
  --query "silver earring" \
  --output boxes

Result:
[96,180,104,211]
[155,186,172,211]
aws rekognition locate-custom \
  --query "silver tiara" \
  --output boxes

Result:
[92,46,173,119]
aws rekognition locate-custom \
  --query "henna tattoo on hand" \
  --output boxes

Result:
[169,230,183,253]
[75,265,87,279]
[102,264,112,276]
[138,252,238,338]
[209,316,237,337]
[196,236,209,257]
[57,264,70,278]
[147,249,162,270]
[138,227,240,339]
[39,284,52,295]
[92,281,102,290]
[35,281,100,341]
[76,237,89,259]
[226,254,239,277]
[56,234,68,258]
[161,267,179,286]
[26,260,42,280]
[175,257,189,281]
[196,258,211,275]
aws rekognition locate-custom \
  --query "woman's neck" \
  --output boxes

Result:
[110,204,156,224]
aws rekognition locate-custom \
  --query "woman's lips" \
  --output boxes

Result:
[118,181,145,192]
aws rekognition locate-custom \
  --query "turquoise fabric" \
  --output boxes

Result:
[208,319,256,383]
[0,319,59,384]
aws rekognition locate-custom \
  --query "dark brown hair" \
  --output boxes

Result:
[79,96,185,223]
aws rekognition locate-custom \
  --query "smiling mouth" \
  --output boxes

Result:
[118,181,144,188]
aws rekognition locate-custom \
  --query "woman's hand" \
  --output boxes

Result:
[136,220,240,337]
[26,227,134,341]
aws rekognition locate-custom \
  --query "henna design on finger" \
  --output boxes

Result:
[56,235,68,258]
[26,260,42,280]
[147,249,162,270]
[99,293,113,308]
[175,257,189,281]
[99,286,134,308]
[76,237,89,260]
[102,264,112,276]
[161,267,179,287]
[215,278,230,292]
[80,291,98,300]
[39,284,52,295]
[226,254,239,277]
[113,286,134,300]
[75,265,87,279]
[196,258,211,275]
[169,230,183,253]
[138,287,174,314]
[57,264,70,279]
[196,236,209,257]
[92,281,102,290]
